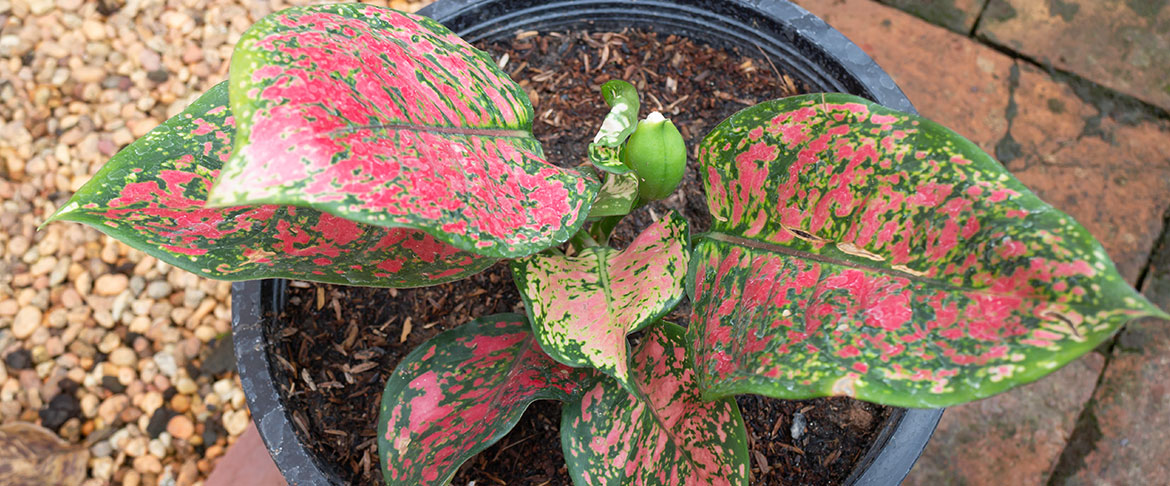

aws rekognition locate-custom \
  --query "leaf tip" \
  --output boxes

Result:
[40,200,80,230]
[1149,305,1170,322]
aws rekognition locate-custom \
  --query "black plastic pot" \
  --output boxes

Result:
[233,1,944,484]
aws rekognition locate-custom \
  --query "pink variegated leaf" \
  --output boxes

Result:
[562,321,749,486]
[378,314,595,485]
[211,4,599,258]
[689,93,1168,408]
[512,211,689,390]
[45,82,493,287]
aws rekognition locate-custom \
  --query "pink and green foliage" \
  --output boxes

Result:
[377,314,595,485]
[46,2,1166,482]
[689,93,1168,407]
[211,4,599,258]
[561,322,749,486]
[511,212,690,389]
[45,82,493,287]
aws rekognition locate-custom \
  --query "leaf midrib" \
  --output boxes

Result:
[333,123,532,139]
[631,379,709,480]
[705,231,1007,297]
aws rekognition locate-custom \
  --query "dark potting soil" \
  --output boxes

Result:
[266,29,890,485]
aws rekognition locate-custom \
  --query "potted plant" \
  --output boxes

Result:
[43,2,1166,486]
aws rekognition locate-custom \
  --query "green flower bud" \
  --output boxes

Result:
[622,111,687,201]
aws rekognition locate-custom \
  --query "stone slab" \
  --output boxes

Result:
[1003,63,1170,283]
[904,352,1104,486]
[206,424,287,486]
[878,0,989,33]
[792,3,1170,485]
[797,0,1170,284]
[1054,225,1170,485]
[976,0,1170,112]
[794,0,1014,154]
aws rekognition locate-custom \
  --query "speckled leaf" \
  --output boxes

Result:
[562,322,749,486]
[211,4,599,258]
[587,80,639,174]
[512,212,690,389]
[45,82,493,287]
[589,144,631,175]
[588,171,640,218]
[378,314,594,485]
[689,93,1168,408]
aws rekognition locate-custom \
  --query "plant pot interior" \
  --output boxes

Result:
[260,28,898,485]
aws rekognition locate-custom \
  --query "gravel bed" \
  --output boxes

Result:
[0,0,428,484]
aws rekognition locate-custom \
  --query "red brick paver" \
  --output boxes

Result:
[1004,63,1170,283]
[877,0,988,33]
[905,354,1104,486]
[794,0,1012,154]
[206,424,286,486]
[976,0,1170,112]
[794,1,1170,484]
[1057,232,1170,485]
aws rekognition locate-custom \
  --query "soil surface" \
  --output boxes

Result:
[267,29,890,485]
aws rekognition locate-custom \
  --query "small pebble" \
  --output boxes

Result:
[91,457,114,480]
[154,352,177,379]
[148,438,167,458]
[146,281,171,299]
[175,377,197,395]
[12,307,42,339]
[97,395,129,425]
[91,440,113,458]
[167,415,194,440]
[146,407,175,438]
[223,409,249,437]
[5,349,33,370]
[93,274,128,296]
[102,376,127,393]
[133,454,162,474]
[39,392,81,430]
[108,347,137,368]
[124,436,147,457]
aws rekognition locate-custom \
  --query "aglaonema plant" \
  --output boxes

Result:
[44,4,1168,485]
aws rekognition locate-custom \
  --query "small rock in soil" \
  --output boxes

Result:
[791,411,808,440]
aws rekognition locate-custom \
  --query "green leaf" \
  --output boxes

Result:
[587,80,639,174]
[378,314,594,485]
[588,145,631,175]
[587,171,640,219]
[562,322,749,486]
[512,211,690,390]
[588,215,624,247]
[45,82,493,287]
[210,4,599,258]
[689,93,1168,408]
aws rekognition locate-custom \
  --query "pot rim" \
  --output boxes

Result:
[233,1,943,484]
